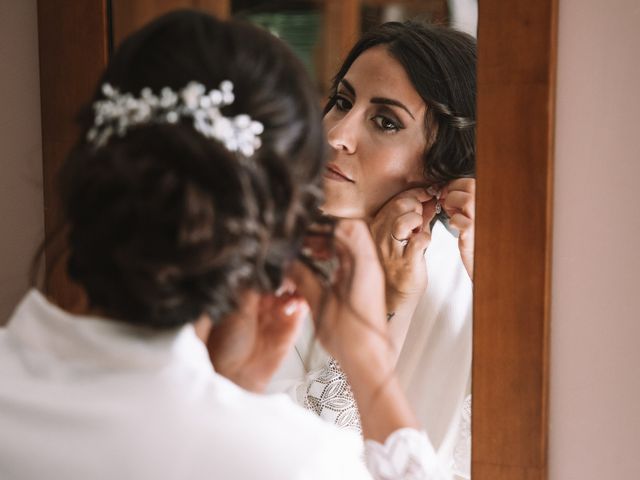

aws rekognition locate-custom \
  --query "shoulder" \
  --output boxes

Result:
[178,374,369,479]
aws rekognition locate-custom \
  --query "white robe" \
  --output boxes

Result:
[0,290,446,480]
[269,221,473,479]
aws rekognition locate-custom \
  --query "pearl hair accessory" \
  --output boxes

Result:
[87,80,264,157]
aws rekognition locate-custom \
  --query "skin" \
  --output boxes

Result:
[322,46,475,357]
[209,219,419,441]
[204,45,474,443]
[322,46,430,221]
[202,290,308,393]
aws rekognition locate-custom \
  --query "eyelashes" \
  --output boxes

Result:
[330,93,405,134]
[371,115,402,132]
[332,94,352,112]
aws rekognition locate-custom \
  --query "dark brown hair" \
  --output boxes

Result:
[326,21,476,186]
[56,10,326,328]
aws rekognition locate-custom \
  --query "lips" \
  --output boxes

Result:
[324,163,355,183]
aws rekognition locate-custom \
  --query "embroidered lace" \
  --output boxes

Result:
[303,358,452,479]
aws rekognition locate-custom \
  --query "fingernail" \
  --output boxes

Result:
[275,278,295,297]
[426,186,440,198]
[284,301,299,316]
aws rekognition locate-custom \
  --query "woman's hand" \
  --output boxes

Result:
[369,187,438,311]
[290,219,418,441]
[367,188,437,358]
[204,290,308,393]
[440,178,475,279]
[289,219,390,369]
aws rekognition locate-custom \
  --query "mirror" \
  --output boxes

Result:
[110,1,478,477]
[35,1,554,479]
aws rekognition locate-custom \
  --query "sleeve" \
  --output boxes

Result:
[301,424,452,480]
[303,359,454,480]
[364,428,450,480]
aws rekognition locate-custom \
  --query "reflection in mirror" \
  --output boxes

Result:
[111,1,477,478]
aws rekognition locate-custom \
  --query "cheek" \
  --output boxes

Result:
[321,137,426,219]
[366,144,424,188]
[358,145,410,211]
[359,145,425,211]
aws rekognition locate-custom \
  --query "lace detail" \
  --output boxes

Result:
[365,428,447,480]
[302,359,463,479]
[303,358,362,434]
[451,395,471,479]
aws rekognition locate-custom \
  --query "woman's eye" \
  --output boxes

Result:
[372,115,401,132]
[334,95,352,112]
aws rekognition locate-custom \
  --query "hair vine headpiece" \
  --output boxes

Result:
[87,81,264,156]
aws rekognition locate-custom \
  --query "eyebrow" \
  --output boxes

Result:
[339,78,416,120]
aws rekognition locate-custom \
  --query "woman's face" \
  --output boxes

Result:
[322,46,428,220]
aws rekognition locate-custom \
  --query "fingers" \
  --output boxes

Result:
[448,213,473,236]
[375,187,435,222]
[441,190,474,219]
[257,294,307,358]
[288,219,381,318]
[384,196,423,218]
[404,231,431,264]
[371,188,436,256]
[441,179,475,234]
[441,178,476,280]
[393,186,433,204]
[442,178,475,196]
[260,294,308,335]
[390,212,424,244]
[288,260,323,316]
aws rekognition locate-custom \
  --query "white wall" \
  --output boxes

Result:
[550,0,640,478]
[0,0,43,323]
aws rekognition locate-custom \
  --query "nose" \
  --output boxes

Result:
[326,112,357,155]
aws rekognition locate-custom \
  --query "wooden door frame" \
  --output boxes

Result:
[37,2,558,479]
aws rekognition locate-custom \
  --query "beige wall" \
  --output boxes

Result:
[0,0,43,323]
[1,0,640,475]
[550,0,640,478]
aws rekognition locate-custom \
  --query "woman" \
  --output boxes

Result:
[271,21,476,479]
[0,10,448,480]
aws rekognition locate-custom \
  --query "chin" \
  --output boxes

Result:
[320,199,364,220]
[321,183,368,219]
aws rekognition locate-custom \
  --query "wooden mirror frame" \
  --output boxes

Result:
[472,1,556,479]
[37,2,557,479]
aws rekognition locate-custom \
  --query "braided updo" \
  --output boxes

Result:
[59,10,326,328]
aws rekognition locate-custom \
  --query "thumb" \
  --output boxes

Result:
[287,260,324,318]
[258,293,307,348]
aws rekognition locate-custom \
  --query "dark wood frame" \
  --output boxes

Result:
[37,2,557,479]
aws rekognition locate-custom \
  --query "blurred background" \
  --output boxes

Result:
[111,0,477,94]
